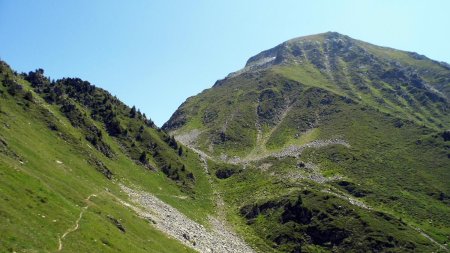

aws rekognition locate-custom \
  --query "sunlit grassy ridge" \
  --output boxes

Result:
[0,61,213,252]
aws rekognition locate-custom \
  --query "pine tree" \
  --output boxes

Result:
[130,106,136,118]
[139,151,147,164]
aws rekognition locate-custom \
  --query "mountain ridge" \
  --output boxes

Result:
[224,32,450,82]
[166,32,449,136]
[163,32,450,252]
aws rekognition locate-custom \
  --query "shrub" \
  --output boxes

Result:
[139,151,148,164]
[24,91,33,101]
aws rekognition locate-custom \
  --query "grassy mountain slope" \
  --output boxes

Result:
[164,32,450,252]
[0,61,214,252]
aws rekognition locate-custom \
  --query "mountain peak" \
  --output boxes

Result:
[286,31,346,43]
[227,32,355,79]
[246,32,355,66]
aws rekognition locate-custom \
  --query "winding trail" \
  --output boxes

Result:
[321,189,370,210]
[226,138,350,164]
[413,227,449,252]
[197,149,227,221]
[57,193,97,252]
[321,188,448,251]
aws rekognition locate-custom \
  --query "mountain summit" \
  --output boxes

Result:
[228,32,449,85]
[229,32,352,77]
[166,32,449,137]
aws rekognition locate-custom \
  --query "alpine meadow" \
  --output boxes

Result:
[0,10,449,253]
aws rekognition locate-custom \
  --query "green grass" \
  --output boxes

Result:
[163,32,450,252]
[209,154,442,252]
[0,63,212,252]
[273,64,344,96]
[2,31,450,252]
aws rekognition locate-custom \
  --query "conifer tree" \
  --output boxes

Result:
[130,106,136,118]
[139,151,147,164]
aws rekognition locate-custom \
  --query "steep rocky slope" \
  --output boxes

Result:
[164,32,450,252]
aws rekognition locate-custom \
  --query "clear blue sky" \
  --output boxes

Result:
[1,0,449,126]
